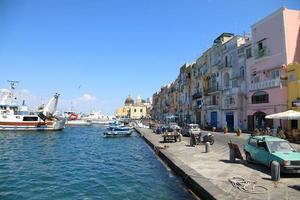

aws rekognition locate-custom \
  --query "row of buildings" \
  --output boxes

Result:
[151,8,300,131]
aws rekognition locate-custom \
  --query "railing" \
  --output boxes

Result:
[250,78,281,91]
[192,91,203,99]
[255,47,270,59]
[207,86,219,93]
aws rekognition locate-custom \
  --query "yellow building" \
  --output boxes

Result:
[115,96,147,119]
[287,63,300,129]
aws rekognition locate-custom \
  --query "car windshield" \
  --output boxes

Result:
[189,124,199,129]
[267,141,295,153]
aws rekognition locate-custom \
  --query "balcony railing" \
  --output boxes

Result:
[207,86,219,93]
[255,47,270,59]
[250,78,281,91]
[192,91,203,99]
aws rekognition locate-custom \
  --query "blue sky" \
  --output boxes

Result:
[0,0,299,114]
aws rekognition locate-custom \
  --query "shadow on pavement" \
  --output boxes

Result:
[288,185,300,191]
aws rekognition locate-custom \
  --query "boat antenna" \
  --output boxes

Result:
[7,80,19,90]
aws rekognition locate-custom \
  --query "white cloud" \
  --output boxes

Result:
[78,94,96,102]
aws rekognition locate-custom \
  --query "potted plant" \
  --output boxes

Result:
[236,127,242,136]
[223,126,228,134]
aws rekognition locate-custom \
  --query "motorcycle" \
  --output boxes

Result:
[190,132,215,146]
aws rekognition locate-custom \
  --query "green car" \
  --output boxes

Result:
[244,135,300,173]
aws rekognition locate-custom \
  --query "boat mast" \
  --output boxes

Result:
[7,80,19,91]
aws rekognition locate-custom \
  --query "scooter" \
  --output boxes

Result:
[190,132,214,146]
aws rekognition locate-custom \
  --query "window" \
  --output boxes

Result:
[249,138,257,147]
[257,141,268,151]
[258,42,263,50]
[134,109,137,113]
[240,66,245,78]
[225,96,235,105]
[253,76,260,83]
[212,95,217,105]
[140,109,143,113]
[270,70,279,79]
[224,73,230,87]
[252,91,269,104]
[225,56,228,67]
[232,79,238,88]
[289,73,296,81]
[246,48,252,59]
[23,117,38,121]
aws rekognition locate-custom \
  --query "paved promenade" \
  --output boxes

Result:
[135,128,300,200]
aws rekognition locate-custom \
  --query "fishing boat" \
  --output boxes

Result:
[0,81,66,131]
[103,122,132,137]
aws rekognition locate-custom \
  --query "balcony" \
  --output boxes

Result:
[207,86,219,93]
[192,91,203,100]
[250,78,281,91]
[255,47,270,59]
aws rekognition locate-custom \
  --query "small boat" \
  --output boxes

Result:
[103,122,132,137]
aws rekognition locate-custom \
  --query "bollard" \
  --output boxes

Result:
[271,161,280,181]
[190,134,195,147]
[229,148,236,162]
[178,133,182,142]
[205,142,210,153]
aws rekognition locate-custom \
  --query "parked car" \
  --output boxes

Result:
[166,122,181,132]
[181,124,201,136]
[244,135,300,173]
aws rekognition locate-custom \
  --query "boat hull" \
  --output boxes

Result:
[0,118,66,131]
[103,130,132,137]
[66,120,91,126]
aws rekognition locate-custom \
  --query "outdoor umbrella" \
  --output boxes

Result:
[265,110,300,120]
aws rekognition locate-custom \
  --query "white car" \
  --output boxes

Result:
[181,124,201,136]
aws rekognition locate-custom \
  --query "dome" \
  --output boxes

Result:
[125,95,134,106]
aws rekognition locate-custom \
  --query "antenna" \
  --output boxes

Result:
[7,80,19,90]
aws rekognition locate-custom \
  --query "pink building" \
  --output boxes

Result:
[246,8,300,130]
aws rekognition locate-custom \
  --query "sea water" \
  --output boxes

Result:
[0,126,194,199]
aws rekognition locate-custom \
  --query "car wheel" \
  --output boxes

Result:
[245,152,253,163]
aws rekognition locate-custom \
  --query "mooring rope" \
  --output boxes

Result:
[228,176,268,194]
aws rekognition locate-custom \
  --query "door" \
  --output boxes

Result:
[248,115,254,131]
[196,111,201,126]
[254,141,270,166]
[211,112,217,128]
[226,112,234,131]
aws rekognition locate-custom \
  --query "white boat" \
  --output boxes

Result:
[103,130,132,137]
[64,111,91,126]
[66,120,91,126]
[0,82,66,131]
[103,122,132,137]
[81,111,115,125]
